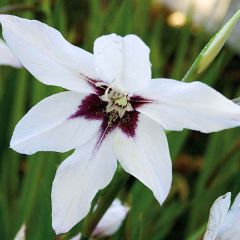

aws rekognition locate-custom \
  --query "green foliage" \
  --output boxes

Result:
[0,0,239,239]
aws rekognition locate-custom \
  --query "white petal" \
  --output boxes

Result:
[114,114,172,204]
[0,38,21,68]
[138,79,240,133]
[92,199,129,237]
[219,218,240,240]
[0,15,97,93]
[51,135,117,234]
[203,192,231,240]
[10,91,101,154]
[14,224,26,240]
[218,193,240,240]
[94,34,151,92]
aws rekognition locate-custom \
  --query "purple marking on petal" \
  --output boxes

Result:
[92,82,106,96]
[69,94,107,120]
[91,124,109,156]
[97,111,139,138]
[130,95,152,109]
[69,93,149,142]
[118,111,139,137]
[79,73,108,97]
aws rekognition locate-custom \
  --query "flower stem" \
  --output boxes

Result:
[80,167,130,240]
[181,57,202,82]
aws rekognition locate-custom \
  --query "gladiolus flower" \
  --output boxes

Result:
[204,192,240,240]
[1,15,240,234]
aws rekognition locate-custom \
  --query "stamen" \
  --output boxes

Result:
[98,84,133,118]
[108,111,119,127]
[95,82,109,89]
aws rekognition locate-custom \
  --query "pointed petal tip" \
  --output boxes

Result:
[51,191,93,234]
[52,224,68,235]
[155,188,170,205]
[0,14,18,28]
[52,218,78,235]
[9,138,33,155]
[225,192,232,198]
[222,192,231,202]
[213,192,232,209]
[9,139,20,153]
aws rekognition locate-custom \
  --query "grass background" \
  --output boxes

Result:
[0,0,240,239]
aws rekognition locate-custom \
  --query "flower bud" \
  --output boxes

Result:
[198,10,240,73]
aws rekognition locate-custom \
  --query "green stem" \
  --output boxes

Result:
[80,168,130,240]
[181,55,202,83]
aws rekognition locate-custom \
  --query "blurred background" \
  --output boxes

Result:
[0,0,240,240]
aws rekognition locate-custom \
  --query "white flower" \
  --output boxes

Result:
[1,15,240,234]
[92,199,129,237]
[14,224,26,240]
[70,199,129,240]
[204,192,240,240]
[0,38,21,68]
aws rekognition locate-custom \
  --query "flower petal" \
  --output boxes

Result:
[92,199,129,237]
[10,91,101,154]
[94,34,151,92]
[138,79,240,133]
[203,192,231,240]
[114,114,172,204]
[219,193,240,240]
[0,15,97,93]
[51,135,117,234]
[0,38,21,68]
[14,224,26,240]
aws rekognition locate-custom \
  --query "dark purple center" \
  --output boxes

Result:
[69,82,150,146]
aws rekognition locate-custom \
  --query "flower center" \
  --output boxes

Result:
[96,83,133,119]
[70,83,150,138]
